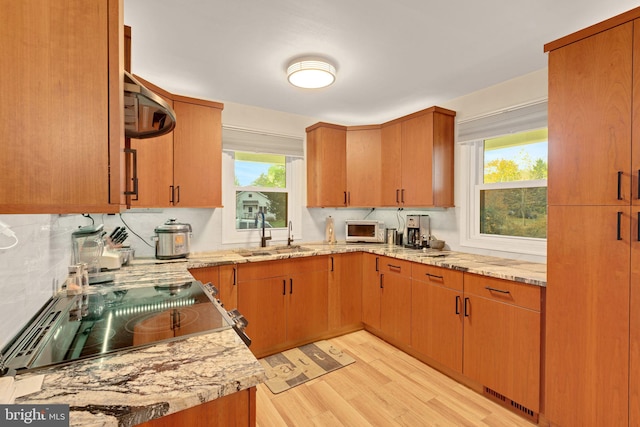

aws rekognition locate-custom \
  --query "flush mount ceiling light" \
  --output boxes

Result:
[287,58,336,89]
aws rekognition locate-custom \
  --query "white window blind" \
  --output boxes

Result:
[222,126,304,157]
[457,100,547,143]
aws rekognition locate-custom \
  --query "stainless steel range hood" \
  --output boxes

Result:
[123,71,176,139]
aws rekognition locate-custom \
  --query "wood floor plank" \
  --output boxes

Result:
[256,331,536,427]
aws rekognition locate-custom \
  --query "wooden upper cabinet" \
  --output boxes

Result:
[0,0,123,213]
[633,19,640,206]
[380,122,403,206]
[173,97,223,207]
[306,123,347,207]
[547,22,632,206]
[307,106,455,209]
[126,77,224,208]
[346,126,381,207]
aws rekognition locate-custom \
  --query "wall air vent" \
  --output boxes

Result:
[482,386,538,423]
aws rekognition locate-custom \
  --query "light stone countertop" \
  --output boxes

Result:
[13,243,545,427]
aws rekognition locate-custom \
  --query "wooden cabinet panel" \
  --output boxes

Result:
[631,205,640,425]
[463,292,540,412]
[546,205,630,425]
[173,99,222,207]
[189,265,238,310]
[379,256,412,345]
[346,127,381,207]
[411,271,463,373]
[138,387,255,427]
[411,263,463,292]
[287,270,328,343]
[237,275,287,355]
[380,122,403,206]
[401,114,434,206]
[362,254,381,330]
[547,22,632,206]
[306,124,347,207]
[464,274,541,312]
[328,253,363,330]
[0,0,122,213]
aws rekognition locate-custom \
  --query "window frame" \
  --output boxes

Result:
[460,137,547,257]
[222,150,303,246]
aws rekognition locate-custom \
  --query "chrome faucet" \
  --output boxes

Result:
[255,212,271,248]
[287,220,294,246]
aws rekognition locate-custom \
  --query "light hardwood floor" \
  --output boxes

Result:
[256,330,536,426]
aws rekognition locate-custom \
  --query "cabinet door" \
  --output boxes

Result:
[237,276,287,356]
[173,100,223,207]
[287,270,328,344]
[361,254,381,329]
[380,122,403,206]
[130,124,174,208]
[380,262,412,345]
[401,114,434,206]
[411,279,463,373]
[219,264,238,310]
[306,125,347,207]
[328,253,363,330]
[462,293,540,412]
[346,128,381,207]
[548,22,632,206]
[632,206,640,425]
[1,0,119,213]
[546,205,630,425]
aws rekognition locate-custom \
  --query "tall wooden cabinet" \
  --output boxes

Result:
[0,0,124,213]
[544,8,640,426]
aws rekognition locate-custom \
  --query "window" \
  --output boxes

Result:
[479,129,547,239]
[221,127,304,245]
[459,101,548,257]
[234,152,288,229]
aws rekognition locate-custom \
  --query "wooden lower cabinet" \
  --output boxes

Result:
[189,265,238,309]
[362,253,381,329]
[138,387,256,427]
[237,257,328,357]
[379,257,412,345]
[328,252,363,331]
[411,264,463,373]
[463,274,541,414]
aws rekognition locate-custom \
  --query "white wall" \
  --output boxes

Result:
[0,68,548,348]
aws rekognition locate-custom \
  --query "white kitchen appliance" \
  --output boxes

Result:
[345,220,385,243]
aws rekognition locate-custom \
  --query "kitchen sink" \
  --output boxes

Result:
[235,245,315,257]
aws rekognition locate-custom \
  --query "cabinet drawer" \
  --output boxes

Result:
[464,274,541,312]
[237,260,285,281]
[412,263,463,291]
[287,255,327,275]
[379,257,412,276]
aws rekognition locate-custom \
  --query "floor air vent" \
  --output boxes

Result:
[482,386,538,423]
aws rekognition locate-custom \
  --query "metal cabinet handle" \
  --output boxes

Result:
[375,257,379,272]
[485,286,510,294]
[426,273,443,280]
[344,191,347,205]
[388,264,401,271]
[618,171,623,200]
[401,189,405,203]
[396,189,400,204]
[455,295,461,315]
[331,256,334,272]
[170,185,175,204]
[290,278,293,294]
[380,273,384,289]
[176,186,180,204]
[124,148,138,200]
[464,297,470,317]
[618,211,623,241]
[233,267,237,286]
[283,279,286,296]
[347,192,351,205]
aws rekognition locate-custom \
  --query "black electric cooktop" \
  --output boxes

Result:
[2,280,233,372]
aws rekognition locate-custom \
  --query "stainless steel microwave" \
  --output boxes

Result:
[345,220,385,243]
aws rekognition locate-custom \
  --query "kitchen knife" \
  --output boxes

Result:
[111,227,126,244]
[109,227,121,240]
[114,231,128,245]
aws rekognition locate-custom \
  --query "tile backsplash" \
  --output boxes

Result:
[0,214,83,349]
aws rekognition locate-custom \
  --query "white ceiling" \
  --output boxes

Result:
[124,1,640,125]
